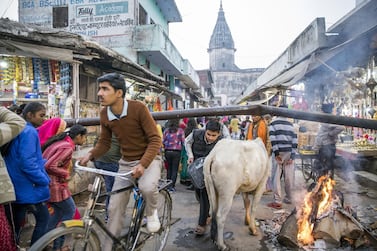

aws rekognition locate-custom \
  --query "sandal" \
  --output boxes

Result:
[267,202,282,209]
[194,225,206,236]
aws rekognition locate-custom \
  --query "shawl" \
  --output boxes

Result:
[38,118,66,146]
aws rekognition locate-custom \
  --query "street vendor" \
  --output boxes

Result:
[313,103,345,178]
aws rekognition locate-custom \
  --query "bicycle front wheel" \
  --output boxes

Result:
[29,223,101,251]
[139,189,172,251]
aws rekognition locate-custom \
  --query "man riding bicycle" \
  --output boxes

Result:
[80,73,162,251]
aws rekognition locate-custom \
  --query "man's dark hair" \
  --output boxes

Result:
[206,119,221,132]
[321,103,334,114]
[97,73,126,98]
[166,118,180,133]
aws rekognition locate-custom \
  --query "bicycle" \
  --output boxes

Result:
[29,161,173,251]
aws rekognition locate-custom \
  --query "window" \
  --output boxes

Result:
[79,74,98,102]
[139,5,147,25]
[53,6,68,28]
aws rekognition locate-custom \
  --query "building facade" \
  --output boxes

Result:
[205,2,264,106]
[18,0,201,110]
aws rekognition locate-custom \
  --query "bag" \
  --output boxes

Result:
[187,157,206,189]
[0,140,12,156]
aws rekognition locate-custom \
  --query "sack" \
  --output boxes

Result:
[188,157,206,189]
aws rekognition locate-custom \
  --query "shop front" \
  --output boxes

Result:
[0,17,174,146]
[0,55,78,118]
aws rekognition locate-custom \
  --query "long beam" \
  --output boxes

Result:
[65,105,377,130]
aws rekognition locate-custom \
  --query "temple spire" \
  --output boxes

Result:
[208,1,235,50]
[208,1,237,70]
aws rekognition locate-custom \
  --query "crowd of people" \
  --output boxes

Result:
[0,72,344,249]
[160,103,343,235]
[0,102,88,250]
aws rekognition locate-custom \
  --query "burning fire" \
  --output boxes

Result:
[297,175,336,245]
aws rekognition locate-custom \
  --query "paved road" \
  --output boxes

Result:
[19,163,377,250]
[164,167,377,250]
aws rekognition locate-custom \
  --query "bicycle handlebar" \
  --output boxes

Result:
[74,161,134,178]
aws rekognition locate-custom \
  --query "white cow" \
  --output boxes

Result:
[204,138,270,251]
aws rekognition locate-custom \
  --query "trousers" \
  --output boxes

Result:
[272,152,295,204]
[94,161,119,215]
[47,197,76,249]
[164,150,181,188]
[195,188,209,226]
[12,202,50,245]
[103,156,162,250]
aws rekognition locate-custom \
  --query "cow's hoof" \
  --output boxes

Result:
[248,228,258,236]
[217,244,229,251]
[213,240,229,251]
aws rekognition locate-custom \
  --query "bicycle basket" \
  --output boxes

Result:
[188,157,206,189]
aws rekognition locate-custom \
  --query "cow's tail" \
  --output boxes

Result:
[203,151,218,241]
[204,151,217,215]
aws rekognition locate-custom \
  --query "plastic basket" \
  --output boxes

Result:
[188,157,206,189]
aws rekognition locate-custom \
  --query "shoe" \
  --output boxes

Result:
[168,187,176,193]
[267,202,282,209]
[194,225,206,236]
[283,198,292,204]
[180,180,191,186]
[147,209,161,233]
[186,185,195,191]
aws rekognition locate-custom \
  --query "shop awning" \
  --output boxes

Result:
[306,25,377,75]
[0,18,165,83]
[0,40,74,62]
[235,56,314,104]
[244,88,279,105]
[125,73,182,100]
[260,54,314,90]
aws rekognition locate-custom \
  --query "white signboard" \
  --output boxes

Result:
[19,0,135,48]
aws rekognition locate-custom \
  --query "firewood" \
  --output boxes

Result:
[278,211,299,248]
[313,210,363,247]
[313,213,341,248]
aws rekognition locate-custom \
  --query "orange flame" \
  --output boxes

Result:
[297,175,335,245]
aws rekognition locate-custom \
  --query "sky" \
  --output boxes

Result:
[2,0,356,70]
[169,0,356,69]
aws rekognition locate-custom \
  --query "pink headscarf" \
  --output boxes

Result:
[38,118,67,147]
[179,118,189,130]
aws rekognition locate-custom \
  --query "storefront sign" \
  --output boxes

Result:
[19,0,135,47]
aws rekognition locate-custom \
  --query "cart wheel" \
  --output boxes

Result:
[301,163,313,182]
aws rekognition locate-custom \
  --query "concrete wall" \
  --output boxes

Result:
[70,146,96,195]
[257,18,327,89]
